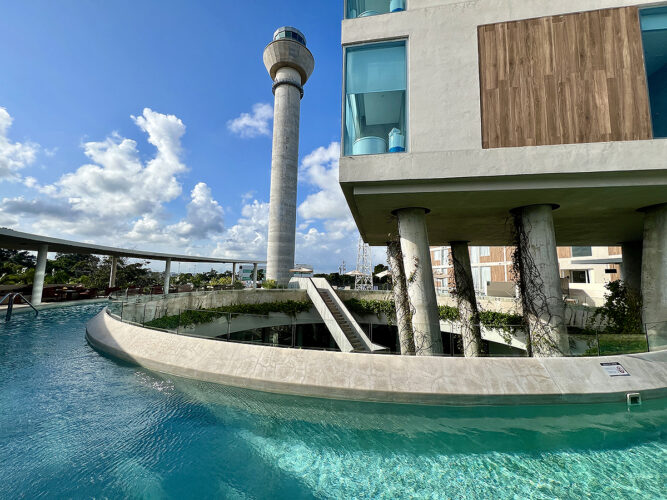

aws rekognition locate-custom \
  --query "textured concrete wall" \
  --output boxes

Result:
[515,205,570,356]
[641,204,667,349]
[87,310,667,405]
[266,67,302,286]
[31,244,48,306]
[396,208,443,355]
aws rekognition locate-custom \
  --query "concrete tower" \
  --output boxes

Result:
[263,27,315,286]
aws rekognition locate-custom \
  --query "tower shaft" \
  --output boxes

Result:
[263,27,314,287]
[266,67,302,286]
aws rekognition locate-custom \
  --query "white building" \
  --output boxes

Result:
[339,1,667,355]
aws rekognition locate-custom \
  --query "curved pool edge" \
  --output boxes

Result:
[86,310,667,406]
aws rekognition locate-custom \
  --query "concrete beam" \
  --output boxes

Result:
[387,241,415,355]
[621,241,642,294]
[640,203,667,350]
[450,241,483,357]
[31,244,48,306]
[513,205,569,357]
[396,208,444,355]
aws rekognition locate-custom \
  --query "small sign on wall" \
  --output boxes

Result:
[601,362,630,377]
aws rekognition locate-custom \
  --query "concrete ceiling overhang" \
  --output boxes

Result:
[341,170,667,247]
[0,228,264,264]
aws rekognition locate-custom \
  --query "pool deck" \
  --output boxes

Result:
[86,309,667,406]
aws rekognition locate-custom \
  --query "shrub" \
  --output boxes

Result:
[262,279,278,289]
[590,280,642,335]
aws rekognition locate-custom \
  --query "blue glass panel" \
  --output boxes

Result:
[640,7,667,138]
[346,0,405,19]
[344,41,407,156]
[346,43,406,94]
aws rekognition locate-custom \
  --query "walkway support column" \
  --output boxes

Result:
[232,263,237,285]
[387,241,415,355]
[450,241,483,357]
[395,208,443,356]
[109,256,118,288]
[512,205,569,357]
[31,244,48,306]
[252,263,258,289]
[640,203,667,350]
[164,259,172,295]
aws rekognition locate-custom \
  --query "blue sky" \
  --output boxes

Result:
[0,0,375,272]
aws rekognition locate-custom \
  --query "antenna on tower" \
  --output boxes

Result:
[355,236,373,291]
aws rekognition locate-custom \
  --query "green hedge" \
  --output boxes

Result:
[145,300,312,329]
[477,311,524,331]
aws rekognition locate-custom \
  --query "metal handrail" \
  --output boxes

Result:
[2,292,39,322]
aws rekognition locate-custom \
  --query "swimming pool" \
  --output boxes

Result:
[1,304,665,498]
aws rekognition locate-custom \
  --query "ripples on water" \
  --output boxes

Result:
[0,304,665,499]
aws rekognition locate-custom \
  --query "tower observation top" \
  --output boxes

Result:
[273,27,307,46]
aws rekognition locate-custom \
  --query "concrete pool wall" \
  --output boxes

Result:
[87,309,667,406]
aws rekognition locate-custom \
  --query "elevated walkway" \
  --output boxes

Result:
[290,277,386,353]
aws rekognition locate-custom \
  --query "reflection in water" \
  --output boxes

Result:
[1,304,665,499]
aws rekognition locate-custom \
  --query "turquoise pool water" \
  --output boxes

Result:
[1,304,666,499]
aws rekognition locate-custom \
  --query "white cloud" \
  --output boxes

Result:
[0,107,38,180]
[297,142,352,221]
[1,109,228,253]
[166,182,224,239]
[212,199,269,260]
[227,103,273,138]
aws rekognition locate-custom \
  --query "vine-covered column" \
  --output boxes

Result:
[387,240,415,355]
[395,208,444,356]
[511,204,570,357]
[450,242,483,357]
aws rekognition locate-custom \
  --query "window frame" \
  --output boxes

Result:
[344,0,407,20]
[342,38,410,157]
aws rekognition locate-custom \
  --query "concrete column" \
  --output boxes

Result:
[640,203,667,350]
[164,259,172,295]
[109,256,118,288]
[252,263,258,289]
[387,241,415,355]
[266,66,302,287]
[621,241,642,294]
[512,205,569,357]
[450,241,483,357]
[395,208,444,356]
[231,263,237,285]
[31,244,48,306]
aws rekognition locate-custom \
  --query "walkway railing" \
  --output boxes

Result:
[107,297,664,357]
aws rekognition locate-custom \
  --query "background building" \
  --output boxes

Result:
[430,245,622,306]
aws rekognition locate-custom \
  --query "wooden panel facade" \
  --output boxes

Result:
[478,7,653,149]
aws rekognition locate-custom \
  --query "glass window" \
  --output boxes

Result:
[344,41,407,156]
[346,0,405,19]
[640,7,667,138]
[571,270,590,284]
[572,246,592,257]
[480,246,491,257]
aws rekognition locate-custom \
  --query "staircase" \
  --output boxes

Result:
[315,287,366,352]
[289,277,386,353]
